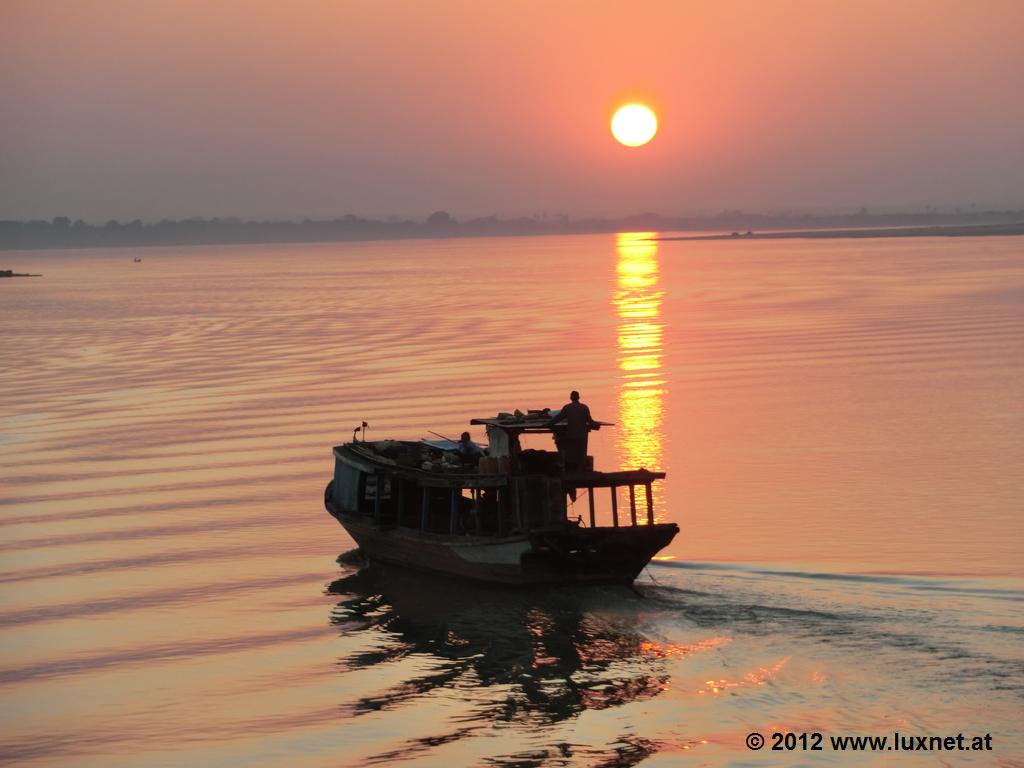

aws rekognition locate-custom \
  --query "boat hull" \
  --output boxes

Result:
[328,501,678,586]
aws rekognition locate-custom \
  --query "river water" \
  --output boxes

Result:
[2,234,1022,765]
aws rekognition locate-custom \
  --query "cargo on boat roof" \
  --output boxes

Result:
[469,411,613,433]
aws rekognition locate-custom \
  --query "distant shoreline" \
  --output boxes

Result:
[656,222,1024,242]
[2,212,1023,251]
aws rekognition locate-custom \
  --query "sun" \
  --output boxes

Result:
[611,104,658,147]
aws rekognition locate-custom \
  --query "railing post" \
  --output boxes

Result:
[450,487,459,534]
[498,487,506,537]
[421,487,429,531]
[611,486,619,527]
[628,485,637,526]
[588,488,595,528]
[645,483,654,525]
[473,488,481,535]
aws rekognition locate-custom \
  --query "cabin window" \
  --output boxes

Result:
[333,461,361,511]
[365,476,392,500]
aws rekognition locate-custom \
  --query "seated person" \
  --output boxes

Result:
[457,431,484,462]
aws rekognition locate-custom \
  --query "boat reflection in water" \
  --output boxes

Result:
[327,563,671,761]
[614,232,667,520]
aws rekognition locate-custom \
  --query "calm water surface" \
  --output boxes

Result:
[1,234,1022,765]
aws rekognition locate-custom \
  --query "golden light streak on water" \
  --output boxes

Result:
[614,232,666,520]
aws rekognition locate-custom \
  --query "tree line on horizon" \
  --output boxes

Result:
[2,208,1022,250]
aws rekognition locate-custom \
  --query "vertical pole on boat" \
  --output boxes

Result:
[628,485,637,526]
[610,486,619,527]
[645,482,654,525]
[421,487,429,531]
[513,479,522,531]
[498,487,506,537]
[450,487,459,535]
[588,488,595,528]
[374,474,382,522]
[473,488,481,535]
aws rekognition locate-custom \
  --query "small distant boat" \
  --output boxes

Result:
[324,410,678,586]
[133,257,142,262]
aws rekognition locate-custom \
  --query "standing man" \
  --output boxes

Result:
[546,390,600,472]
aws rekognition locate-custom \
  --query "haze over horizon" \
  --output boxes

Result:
[3,0,1024,221]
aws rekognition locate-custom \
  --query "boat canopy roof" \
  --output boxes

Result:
[420,438,483,452]
[470,412,614,434]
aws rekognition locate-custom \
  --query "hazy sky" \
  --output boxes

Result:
[3,0,1023,220]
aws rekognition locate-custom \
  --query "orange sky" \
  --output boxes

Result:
[2,0,1023,219]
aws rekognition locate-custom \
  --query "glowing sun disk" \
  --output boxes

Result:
[611,104,658,147]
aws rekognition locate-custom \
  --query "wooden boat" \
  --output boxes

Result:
[324,412,679,586]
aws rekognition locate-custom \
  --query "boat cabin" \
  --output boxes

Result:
[330,410,665,538]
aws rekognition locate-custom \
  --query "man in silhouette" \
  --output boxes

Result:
[457,431,483,463]
[545,391,600,472]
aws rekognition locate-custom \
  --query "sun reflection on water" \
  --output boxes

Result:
[696,657,789,695]
[614,232,667,518]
